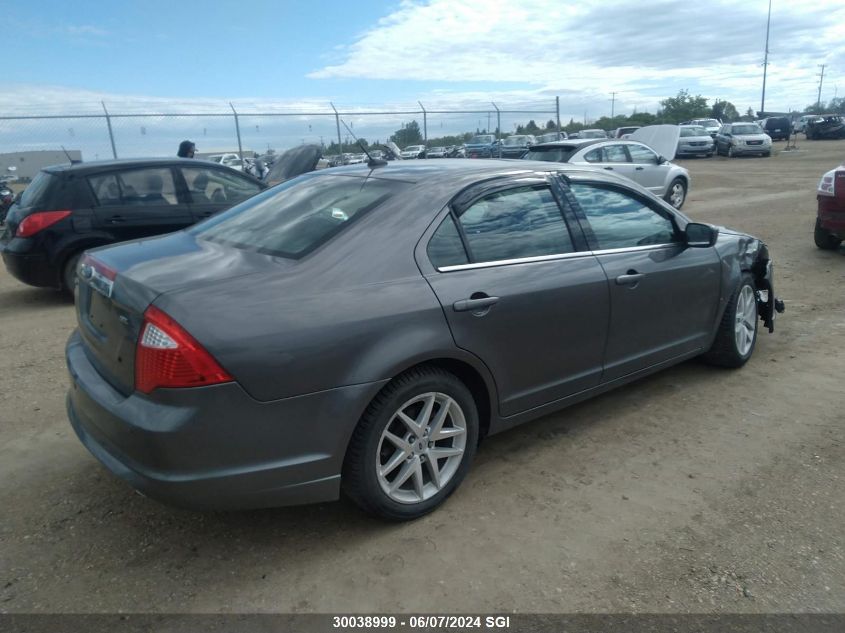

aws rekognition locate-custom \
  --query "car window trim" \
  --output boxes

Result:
[437,250,593,273]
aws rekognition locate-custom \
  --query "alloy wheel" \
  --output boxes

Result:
[734,285,757,357]
[376,392,467,504]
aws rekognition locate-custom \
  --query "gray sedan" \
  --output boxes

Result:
[524,139,691,209]
[66,160,782,520]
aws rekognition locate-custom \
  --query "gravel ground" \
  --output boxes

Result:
[1,141,843,614]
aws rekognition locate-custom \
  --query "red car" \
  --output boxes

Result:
[815,164,845,250]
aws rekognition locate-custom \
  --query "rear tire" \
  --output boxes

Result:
[62,252,82,299]
[702,274,758,368]
[342,367,479,521]
[814,218,842,250]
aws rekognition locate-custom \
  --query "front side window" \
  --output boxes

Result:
[627,144,658,164]
[193,174,404,259]
[455,186,573,263]
[569,184,679,250]
[182,167,261,205]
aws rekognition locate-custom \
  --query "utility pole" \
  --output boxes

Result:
[610,92,617,119]
[760,0,771,116]
[817,64,826,112]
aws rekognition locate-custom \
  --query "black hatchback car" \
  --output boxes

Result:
[1,158,265,293]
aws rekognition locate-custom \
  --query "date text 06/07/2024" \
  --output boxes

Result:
[331,615,512,629]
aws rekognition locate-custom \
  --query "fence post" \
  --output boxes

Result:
[101,101,118,159]
[418,101,428,154]
[556,96,561,137]
[330,102,342,154]
[491,102,501,158]
[229,103,244,160]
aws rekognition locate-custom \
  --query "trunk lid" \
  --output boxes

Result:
[75,231,281,395]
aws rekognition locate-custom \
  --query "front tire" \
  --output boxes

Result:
[702,274,758,368]
[815,218,842,250]
[342,367,479,521]
[727,144,735,158]
[665,178,687,209]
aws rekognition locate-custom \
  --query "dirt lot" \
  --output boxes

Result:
[1,142,844,614]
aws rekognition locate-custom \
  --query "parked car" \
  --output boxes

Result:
[0,158,266,294]
[426,146,448,158]
[613,126,641,138]
[806,114,845,140]
[794,115,822,134]
[677,125,715,157]
[523,134,690,209]
[464,135,499,158]
[400,145,426,160]
[577,129,608,139]
[0,182,14,223]
[815,163,845,250]
[714,123,772,157]
[536,132,567,143]
[686,118,722,138]
[65,158,782,520]
[206,153,241,167]
[762,117,792,141]
[499,135,536,158]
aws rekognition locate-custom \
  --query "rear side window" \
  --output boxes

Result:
[193,174,404,259]
[455,186,573,263]
[427,215,468,268]
[88,168,178,206]
[523,146,579,162]
[182,167,262,205]
[18,171,55,208]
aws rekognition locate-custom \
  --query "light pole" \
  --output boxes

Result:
[760,0,772,116]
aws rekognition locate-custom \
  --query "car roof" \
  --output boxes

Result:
[42,157,231,175]
[315,158,634,188]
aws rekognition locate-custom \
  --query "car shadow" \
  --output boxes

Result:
[0,285,72,314]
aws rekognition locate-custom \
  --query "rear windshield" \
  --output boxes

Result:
[191,173,405,259]
[523,146,580,162]
[18,171,55,208]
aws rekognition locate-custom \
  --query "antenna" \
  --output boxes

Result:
[340,119,387,167]
[60,146,80,164]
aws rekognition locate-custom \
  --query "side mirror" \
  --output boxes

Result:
[656,155,666,164]
[685,222,718,247]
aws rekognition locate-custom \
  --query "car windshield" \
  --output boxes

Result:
[580,130,605,138]
[192,173,406,259]
[405,146,424,152]
[503,136,528,145]
[468,135,494,144]
[430,147,445,151]
[731,125,763,135]
[695,120,719,127]
[523,146,580,162]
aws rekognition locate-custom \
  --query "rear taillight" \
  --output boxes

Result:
[15,210,72,237]
[818,168,841,197]
[135,305,232,394]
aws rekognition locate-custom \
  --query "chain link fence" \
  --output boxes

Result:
[0,99,563,172]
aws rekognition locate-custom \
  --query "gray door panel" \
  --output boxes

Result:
[426,256,610,416]
[596,245,721,381]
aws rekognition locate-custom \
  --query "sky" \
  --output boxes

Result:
[2,0,844,157]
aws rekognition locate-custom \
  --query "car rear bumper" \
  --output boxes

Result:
[0,240,58,288]
[65,330,386,510]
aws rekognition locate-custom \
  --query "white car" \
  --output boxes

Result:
[523,126,691,209]
[400,145,426,159]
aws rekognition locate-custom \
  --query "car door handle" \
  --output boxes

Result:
[635,166,645,170]
[453,296,499,312]
[615,272,645,286]
[603,166,613,170]
[108,215,126,223]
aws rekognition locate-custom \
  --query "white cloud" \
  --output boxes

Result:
[309,0,845,111]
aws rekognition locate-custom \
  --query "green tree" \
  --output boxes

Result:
[660,90,710,123]
[390,120,423,147]
[546,119,557,130]
[711,100,739,122]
